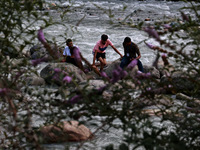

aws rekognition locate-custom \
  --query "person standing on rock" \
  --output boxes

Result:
[92,34,123,72]
[120,37,144,72]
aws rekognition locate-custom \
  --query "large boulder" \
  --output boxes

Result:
[102,59,137,79]
[103,59,121,78]
[30,43,63,61]
[30,44,47,60]
[39,121,93,143]
[40,63,87,85]
[103,59,160,79]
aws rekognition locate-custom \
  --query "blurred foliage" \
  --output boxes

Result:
[0,0,200,150]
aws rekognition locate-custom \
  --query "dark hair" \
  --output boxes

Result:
[124,37,131,43]
[101,34,108,41]
[66,39,72,45]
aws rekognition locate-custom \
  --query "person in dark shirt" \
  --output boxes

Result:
[120,37,144,72]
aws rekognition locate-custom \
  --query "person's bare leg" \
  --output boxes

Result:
[98,57,106,72]
[81,54,101,76]
[77,61,84,71]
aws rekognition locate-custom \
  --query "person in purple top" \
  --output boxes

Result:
[92,34,123,72]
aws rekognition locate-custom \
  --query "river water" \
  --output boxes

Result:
[41,0,192,65]
[36,0,192,149]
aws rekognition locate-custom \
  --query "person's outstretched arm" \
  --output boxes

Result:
[111,45,123,58]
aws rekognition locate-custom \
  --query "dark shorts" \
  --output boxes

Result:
[96,52,106,61]
[66,56,78,66]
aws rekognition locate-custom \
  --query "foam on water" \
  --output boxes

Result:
[42,0,188,65]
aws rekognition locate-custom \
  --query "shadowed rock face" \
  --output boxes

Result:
[39,121,93,143]
[161,71,198,95]
[30,43,63,60]
[40,63,87,85]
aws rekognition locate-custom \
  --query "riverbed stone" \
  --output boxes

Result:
[176,93,200,108]
[160,71,196,94]
[30,44,48,59]
[39,121,93,143]
[134,94,173,109]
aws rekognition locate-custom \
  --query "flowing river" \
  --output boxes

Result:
[41,0,192,65]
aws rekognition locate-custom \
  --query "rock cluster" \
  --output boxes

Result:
[22,44,199,143]
[28,44,198,96]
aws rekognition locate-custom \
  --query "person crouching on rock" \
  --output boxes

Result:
[62,39,86,73]
[92,34,123,72]
[120,37,144,72]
